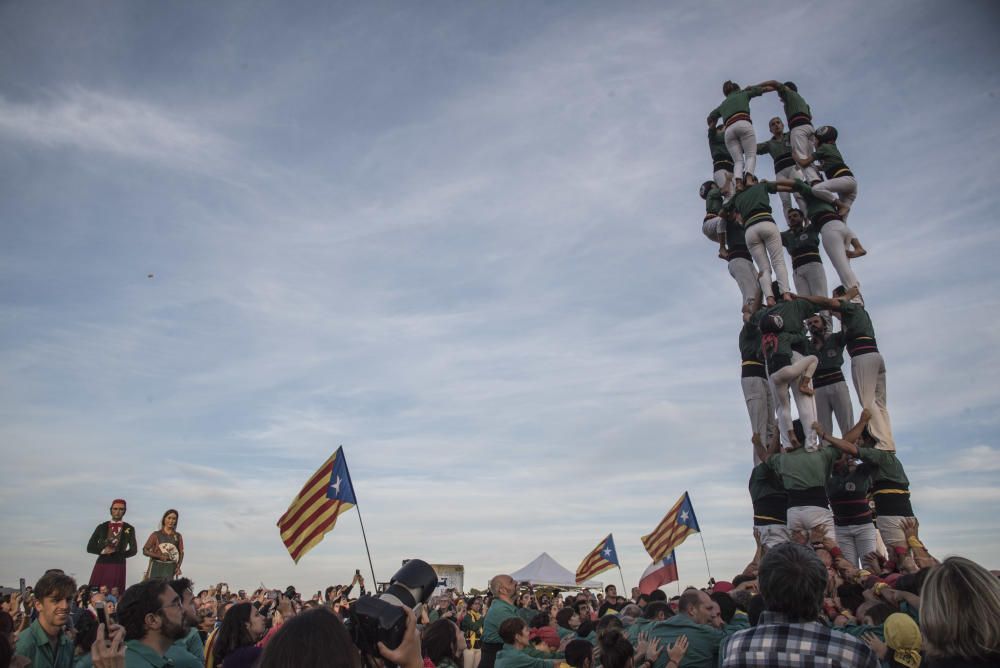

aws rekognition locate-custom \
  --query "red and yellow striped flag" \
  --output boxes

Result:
[641,492,700,562]
[277,447,357,563]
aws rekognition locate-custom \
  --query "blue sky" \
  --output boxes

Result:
[2,1,999,594]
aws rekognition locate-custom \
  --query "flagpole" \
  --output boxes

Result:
[340,446,378,588]
[698,532,713,582]
[618,566,627,595]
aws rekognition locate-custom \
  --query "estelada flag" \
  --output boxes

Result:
[277,446,357,563]
[575,533,620,584]
[638,552,679,595]
[641,491,700,562]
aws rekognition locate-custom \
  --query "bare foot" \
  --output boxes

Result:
[799,377,815,396]
[718,249,729,260]
[782,292,794,302]
[786,430,801,449]
[847,241,867,258]
[766,295,776,307]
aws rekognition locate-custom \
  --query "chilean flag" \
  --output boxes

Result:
[638,551,678,595]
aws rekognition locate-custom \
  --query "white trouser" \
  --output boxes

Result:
[815,381,854,437]
[834,523,878,567]
[787,506,834,537]
[728,257,758,310]
[714,169,733,198]
[757,524,789,549]
[792,261,828,301]
[819,220,860,291]
[725,120,757,180]
[742,375,777,463]
[702,215,724,242]
[790,124,820,182]
[769,352,819,450]
[775,166,807,222]
[851,352,895,451]
[875,515,914,550]
[745,221,791,299]
[813,175,858,211]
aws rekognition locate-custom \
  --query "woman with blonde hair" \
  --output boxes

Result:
[920,556,1000,667]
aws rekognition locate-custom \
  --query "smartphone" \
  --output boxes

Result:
[95,601,109,627]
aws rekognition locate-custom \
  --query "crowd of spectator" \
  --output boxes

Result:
[3,520,998,668]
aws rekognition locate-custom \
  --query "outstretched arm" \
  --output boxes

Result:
[797,286,859,310]
[812,410,871,456]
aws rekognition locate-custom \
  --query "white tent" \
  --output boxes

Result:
[509,552,603,589]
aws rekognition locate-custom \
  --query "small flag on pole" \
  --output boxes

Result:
[641,491,700,562]
[638,552,679,595]
[277,446,357,563]
[575,533,619,584]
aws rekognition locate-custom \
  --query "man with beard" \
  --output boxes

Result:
[14,571,76,668]
[117,579,188,667]
[165,578,203,668]
[87,499,138,594]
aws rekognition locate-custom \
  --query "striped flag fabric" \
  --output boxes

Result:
[641,491,700,562]
[638,552,679,595]
[575,533,619,584]
[277,446,357,563]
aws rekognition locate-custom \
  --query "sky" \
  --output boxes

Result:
[2,1,999,596]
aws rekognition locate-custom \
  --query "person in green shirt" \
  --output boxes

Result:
[774,178,865,295]
[757,117,806,221]
[748,443,789,549]
[708,124,733,198]
[117,579,190,668]
[798,125,858,219]
[482,575,528,668]
[700,181,725,248]
[759,80,821,184]
[799,285,895,452]
[15,571,77,668]
[706,80,772,186]
[780,209,827,303]
[763,419,840,538]
[723,174,792,305]
[496,618,558,668]
[814,414,917,554]
[646,588,740,668]
[740,294,776,463]
[807,314,854,437]
[164,578,203,668]
[753,295,820,450]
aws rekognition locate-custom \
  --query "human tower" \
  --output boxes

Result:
[699,80,921,567]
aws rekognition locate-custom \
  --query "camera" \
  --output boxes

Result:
[349,559,437,659]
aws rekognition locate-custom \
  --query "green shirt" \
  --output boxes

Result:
[767,446,839,490]
[708,126,730,163]
[483,599,524,645]
[709,87,765,124]
[762,297,816,341]
[814,142,852,179]
[781,225,821,258]
[837,300,876,340]
[647,612,742,668]
[749,462,785,503]
[858,448,909,486]
[705,184,724,216]
[725,216,748,252]
[124,640,172,668]
[813,331,846,374]
[728,182,777,223]
[14,620,74,668]
[165,644,202,668]
[496,644,550,668]
[757,133,794,172]
[739,321,763,363]
[74,655,94,668]
[791,179,838,220]
[777,84,812,120]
